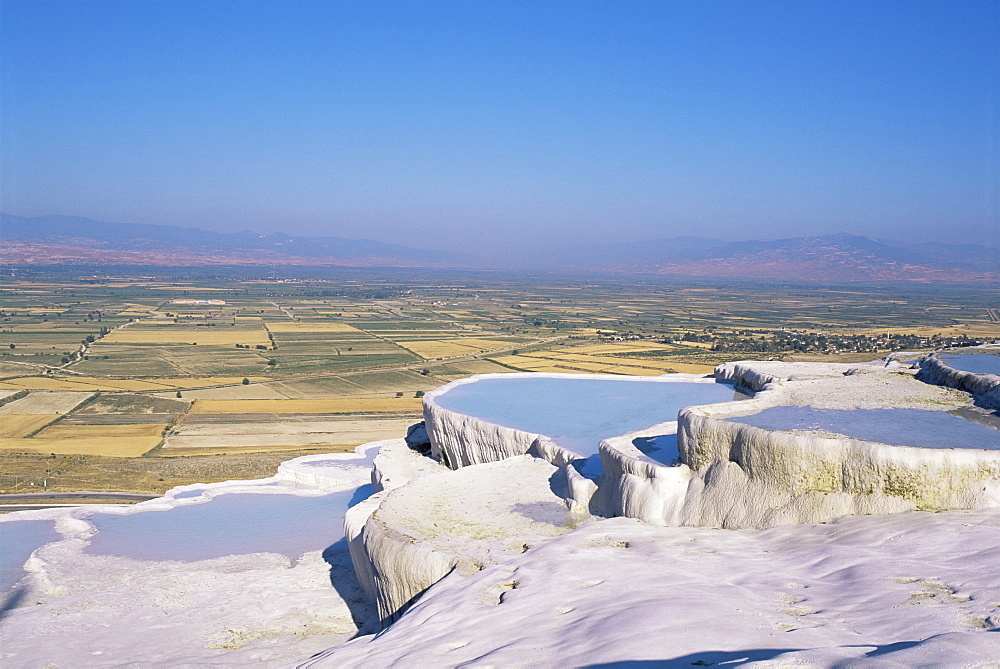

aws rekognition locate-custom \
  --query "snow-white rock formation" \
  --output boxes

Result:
[306,508,1000,667]
[673,363,1000,527]
[919,349,1000,407]
[423,371,718,470]
[0,444,383,667]
[423,374,545,468]
[421,363,1000,532]
[345,438,584,625]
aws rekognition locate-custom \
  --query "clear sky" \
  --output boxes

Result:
[1,0,998,253]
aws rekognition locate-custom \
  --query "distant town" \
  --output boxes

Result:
[672,329,987,355]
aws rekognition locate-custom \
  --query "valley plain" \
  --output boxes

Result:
[1,266,996,497]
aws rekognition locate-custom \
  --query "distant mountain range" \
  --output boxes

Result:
[2,213,997,283]
[0,213,471,268]
[533,233,1000,283]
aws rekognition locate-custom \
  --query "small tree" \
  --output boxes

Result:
[395,391,403,398]
[242,377,250,385]
[414,390,425,398]
[421,369,430,376]
[176,390,183,398]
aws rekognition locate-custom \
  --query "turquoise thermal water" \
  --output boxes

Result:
[940,354,1000,376]
[632,434,680,465]
[730,407,1000,450]
[433,376,740,457]
[85,489,365,562]
[0,520,60,592]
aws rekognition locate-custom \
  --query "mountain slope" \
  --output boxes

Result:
[2,213,996,282]
[591,233,999,282]
[0,214,471,267]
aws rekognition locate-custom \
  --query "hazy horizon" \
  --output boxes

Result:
[2,0,998,257]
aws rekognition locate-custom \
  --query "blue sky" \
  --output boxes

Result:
[1,0,997,252]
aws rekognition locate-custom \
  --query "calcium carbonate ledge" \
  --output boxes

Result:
[919,351,1000,408]
[349,361,1000,630]
[423,371,729,472]
[423,373,581,469]
[675,365,1000,528]
[343,439,450,623]
[345,440,576,625]
[595,360,1000,529]
[424,371,755,521]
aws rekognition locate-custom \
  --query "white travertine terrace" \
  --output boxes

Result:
[421,364,1000,531]
[345,439,579,624]
[348,360,1000,632]
[423,373,580,468]
[423,371,725,470]
[919,349,1000,407]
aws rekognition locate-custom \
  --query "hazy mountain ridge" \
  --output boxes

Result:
[539,233,993,269]
[2,213,997,282]
[624,234,1000,282]
[0,213,471,267]
[533,233,999,282]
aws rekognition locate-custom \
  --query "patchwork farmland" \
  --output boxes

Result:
[1,268,996,495]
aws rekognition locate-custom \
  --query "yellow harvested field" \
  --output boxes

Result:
[148,286,235,291]
[492,352,715,376]
[158,385,289,400]
[265,322,362,333]
[607,358,687,371]
[156,376,273,388]
[0,378,96,392]
[492,355,553,368]
[544,360,610,372]
[0,377,172,392]
[523,351,685,372]
[396,338,517,358]
[0,414,59,438]
[102,329,270,346]
[0,391,94,414]
[164,416,415,450]
[1,436,160,457]
[660,362,716,374]
[569,343,678,354]
[518,365,589,374]
[37,423,168,439]
[520,351,603,362]
[169,416,413,438]
[597,366,663,376]
[155,444,357,457]
[189,397,424,414]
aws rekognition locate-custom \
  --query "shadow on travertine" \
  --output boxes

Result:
[0,584,27,621]
[322,483,379,636]
[322,537,379,637]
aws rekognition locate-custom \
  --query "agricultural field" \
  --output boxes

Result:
[159,415,419,456]
[187,397,423,414]
[1,268,997,494]
[0,391,94,414]
[0,414,60,438]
